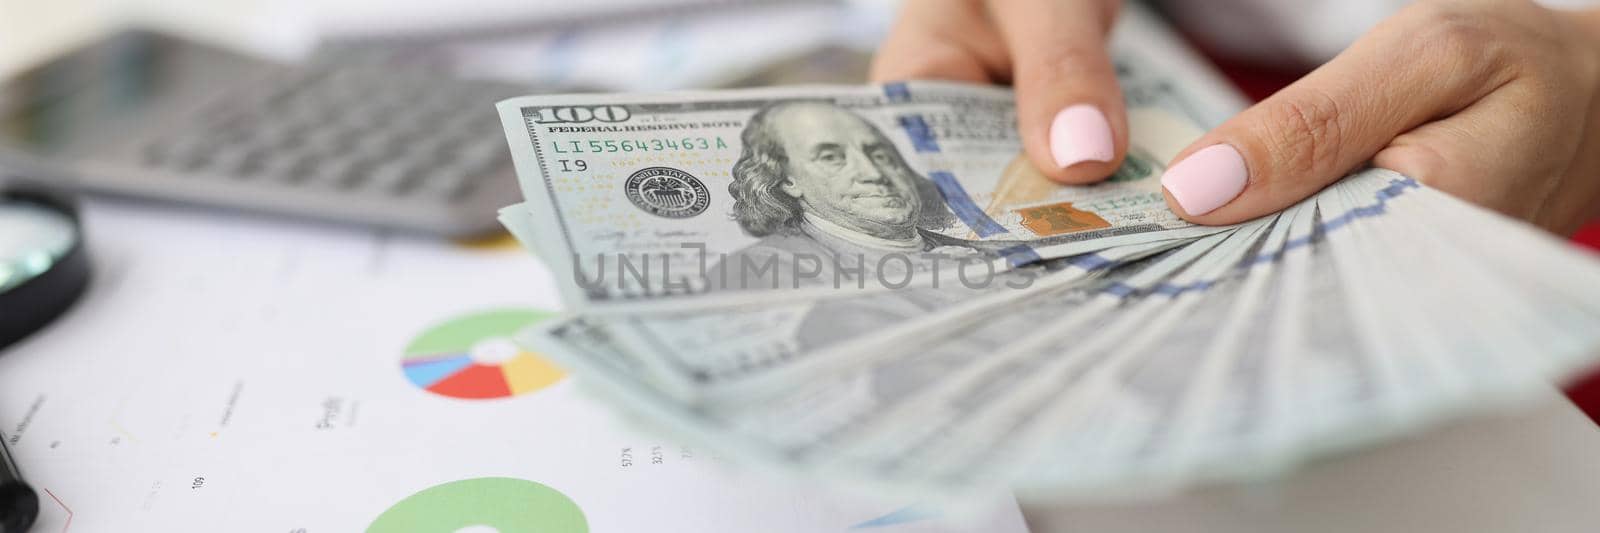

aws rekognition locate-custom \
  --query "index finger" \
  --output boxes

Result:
[871,0,1011,84]
[988,0,1127,184]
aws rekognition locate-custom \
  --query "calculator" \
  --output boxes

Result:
[0,30,534,237]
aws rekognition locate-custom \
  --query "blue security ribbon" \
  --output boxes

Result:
[930,171,1008,238]
[998,245,1043,268]
[1099,177,1423,299]
[883,82,912,102]
[897,115,940,153]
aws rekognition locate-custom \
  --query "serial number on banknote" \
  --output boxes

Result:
[1080,192,1167,212]
[549,137,731,155]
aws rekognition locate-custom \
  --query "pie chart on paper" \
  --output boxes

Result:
[366,477,588,533]
[401,309,565,400]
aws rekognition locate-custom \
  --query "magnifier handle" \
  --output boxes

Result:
[0,438,37,533]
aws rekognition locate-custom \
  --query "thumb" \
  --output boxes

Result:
[1157,13,1508,224]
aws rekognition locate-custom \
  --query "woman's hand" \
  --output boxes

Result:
[1161,1,1600,235]
[873,0,1600,235]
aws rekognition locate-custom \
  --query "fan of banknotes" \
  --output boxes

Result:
[487,19,1600,500]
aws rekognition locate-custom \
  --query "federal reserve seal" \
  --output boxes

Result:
[624,167,710,218]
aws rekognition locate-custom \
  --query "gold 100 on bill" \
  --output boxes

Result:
[497,82,1223,311]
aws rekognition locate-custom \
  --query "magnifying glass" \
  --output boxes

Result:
[0,186,89,349]
[0,184,89,533]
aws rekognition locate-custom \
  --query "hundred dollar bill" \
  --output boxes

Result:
[599,239,1188,400]
[513,225,1257,493]
[503,185,1197,400]
[496,82,1227,311]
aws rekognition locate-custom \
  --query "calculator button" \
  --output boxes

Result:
[142,140,174,167]
[256,123,305,150]
[253,154,314,181]
[205,147,265,177]
[412,167,474,201]
[300,129,355,155]
[146,136,209,170]
[340,109,390,130]
[455,140,508,176]
[363,161,422,194]
[399,135,451,161]
[353,133,403,158]
[305,157,370,189]
[445,111,497,137]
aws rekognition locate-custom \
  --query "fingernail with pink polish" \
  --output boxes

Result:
[1160,144,1248,216]
[1049,104,1114,168]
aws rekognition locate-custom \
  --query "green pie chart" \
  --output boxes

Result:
[367,477,588,533]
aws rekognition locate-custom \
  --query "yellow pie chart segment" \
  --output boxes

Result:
[503,352,565,395]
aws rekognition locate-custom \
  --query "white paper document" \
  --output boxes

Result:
[0,199,1028,533]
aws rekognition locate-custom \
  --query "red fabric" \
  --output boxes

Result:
[1571,225,1600,423]
[1205,50,1600,425]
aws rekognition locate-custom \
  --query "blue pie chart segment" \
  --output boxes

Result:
[403,354,474,389]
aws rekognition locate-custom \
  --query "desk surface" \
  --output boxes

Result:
[1023,394,1600,533]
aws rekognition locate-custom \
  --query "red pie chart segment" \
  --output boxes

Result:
[426,364,513,399]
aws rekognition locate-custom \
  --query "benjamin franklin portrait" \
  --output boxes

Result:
[708,101,998,290]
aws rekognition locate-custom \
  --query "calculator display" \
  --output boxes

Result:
[0,30,269,160]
